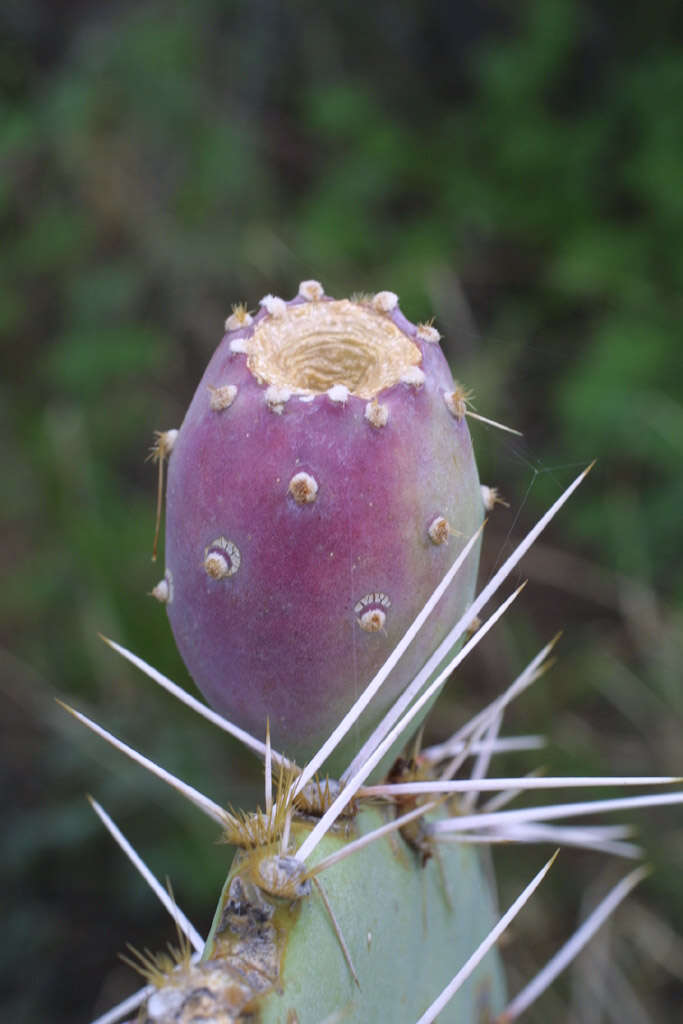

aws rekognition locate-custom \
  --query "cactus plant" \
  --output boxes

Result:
[68,284,683,1024]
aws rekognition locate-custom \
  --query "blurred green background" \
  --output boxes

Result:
[2,1,682,1021]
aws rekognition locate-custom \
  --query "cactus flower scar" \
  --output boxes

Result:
[159,285,485,768]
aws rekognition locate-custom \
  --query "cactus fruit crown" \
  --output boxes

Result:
[156,282,485,772]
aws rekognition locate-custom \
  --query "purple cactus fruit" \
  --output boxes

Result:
[159,284,484,770]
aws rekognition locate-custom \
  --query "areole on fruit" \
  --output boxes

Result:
[159,285,484,771]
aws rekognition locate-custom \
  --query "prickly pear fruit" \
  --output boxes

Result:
[160,285,483,768]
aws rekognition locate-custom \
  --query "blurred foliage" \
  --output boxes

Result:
[1,0,682,1021]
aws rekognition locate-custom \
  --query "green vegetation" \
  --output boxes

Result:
[2,1,681,1020]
